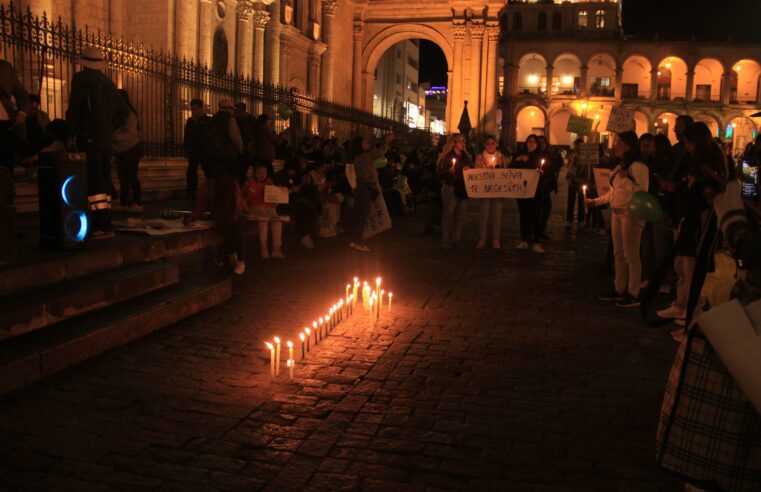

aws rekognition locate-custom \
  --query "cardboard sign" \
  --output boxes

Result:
[566,115,594,136]
[345,164,357,190]
[363,193,392,239]
[264,185,290,204]
[463,169,540,199]
[578,143,600,167]
[593,168,612,196]
[606,107,635,134]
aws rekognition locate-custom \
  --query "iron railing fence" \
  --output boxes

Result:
[0,1,427,157]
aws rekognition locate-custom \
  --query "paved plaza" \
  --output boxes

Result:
[0,201,683,491]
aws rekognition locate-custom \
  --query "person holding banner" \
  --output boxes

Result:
[512,134,549,253]
[437,133,472,249]
[587,131,649,308]
[243,163,285,259]
[474,135,509,250]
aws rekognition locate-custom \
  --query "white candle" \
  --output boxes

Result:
[582,184,589,214]
[451,157,456,169]
[312,321,318,343]
[380,290,385,310]
[299,332,306,358]
[375,277,381,302]
[287,359,294,379]
[273,337,281,376]
[539,158,545,171]
[346,284,350,299]
[369,297,375,324]
[305,327,311,351]
[287,341,293,368]
[318,317,324,340]
[325,313,330,335]
[265,342,275,379]
[388,292,393,312]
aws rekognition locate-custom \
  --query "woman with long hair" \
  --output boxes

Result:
[348,135,380,252]
[587,131,649,307]
[512,134,549,253]
[535,135,558,239]
[112,89,143,211]
[437,133,472,248]
[474,135,509,249]
[657,122,727,324]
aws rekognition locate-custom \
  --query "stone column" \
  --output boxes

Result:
[484,26,499,135]
[615,67,623,99]
[545,65,554,100]
[252,9,271,81]
[450,24,466,134]
[199,0,214,68]
[236,5,254,77]
[650,69,659,101]
[308,53,321,132]
[265,0,282,85]
[175,0,199,60]
[320,0,338,101]
[685,70,695,102]
[279,43,290,87]
[351,20,364,109]
[445,70,454,129]
[469,25,484,130]
[720,73,732,104]
[580,65,589,98]
[108,0,126,40]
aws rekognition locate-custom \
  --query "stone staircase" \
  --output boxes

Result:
[0,227,231,395]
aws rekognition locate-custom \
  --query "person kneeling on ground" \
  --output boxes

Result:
[184,167,248,275]
[243,163,285,260]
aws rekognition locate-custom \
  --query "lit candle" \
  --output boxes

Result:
[287,359,294,379]
[318,317,324,341]
[305,327,311,351]
[299,332,305,358]
[380,290,385,310]
[287,340,293,368]
[451,157,456,170]
[273,337,281,376]
[325,313,330,335]
[369,297,375,324]
[582,184,588,214]
[346,284,350,300]
[353,278,359,308]
[312,321,318,344]
[388,292,393,312]
[539,158,545,171]
[375,277,381,299]
[265,342,275,379]
[338,299,344,321]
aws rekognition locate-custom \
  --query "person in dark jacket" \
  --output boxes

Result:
[203,99,243,178]
[512,134,550,253]
[252,113,280,177]
[183,98,209,199]
[65,47,130,238]
[234,102,256,183]
[437,133,472,248]
[0,59,29,187]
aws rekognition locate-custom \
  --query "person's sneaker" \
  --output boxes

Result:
[476,240,485,249]
[350,242,371,252]
[599,288,626,302]
[670,328,686,342]
[616,294,641,308]
[532,243,545,254]
[657,304,686,320]
[271,250,286,259]
[516,241,529,250]
[673,318,686,327]
[127,203,143,212]
[233,261,246,275]
[492,239,501,250]
[300,236,315,249]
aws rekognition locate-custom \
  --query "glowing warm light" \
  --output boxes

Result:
[657,71,662,76]
[663,117,668,124]
[595,114,600,120]
[562,75,574,85]
[273,336,280,344]
[527,74,539,85]
[735,66,741,71]
[286,341,293,348]
[530,111,536,117]
[665,62,671,69]
[299,333,305,341]
[265,342,274,350]
[581,102,588,109]
[732,122,737,128]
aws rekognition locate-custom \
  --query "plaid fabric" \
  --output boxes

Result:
[657,329,761,491]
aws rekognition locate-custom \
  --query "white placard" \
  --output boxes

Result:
[593,168,612,196]
[264,185,290,204]
[606,107,635,134]
[578,143,600,167]
[363,193,391,239]
[345,164,357,190]
[463,169,540,199]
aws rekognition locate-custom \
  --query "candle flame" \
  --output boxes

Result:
[286,341,293,348]
[339,299,343,306]
[299,333,305,341]
[582,185,587,191]
[273,337,280,344]
[265,342,274,350]
[376,277,381,285]
[287,359,292,367]
[381,290,385,295]
[312,321,317,328]
[319,317,323,324]
[354,277,358,282]
[305,327,311,334]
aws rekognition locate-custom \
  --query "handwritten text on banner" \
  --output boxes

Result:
[464,169,540,199]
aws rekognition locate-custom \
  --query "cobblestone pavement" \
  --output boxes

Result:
[0,197,683,491]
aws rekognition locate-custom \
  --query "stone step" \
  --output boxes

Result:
[0,272,231,395]
[0,261,180,342]
[0,227,220,297]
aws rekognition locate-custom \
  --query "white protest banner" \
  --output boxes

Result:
[606,107,635,134]
[363,193,392,239]
[579,143,600,167]
[264,185,290,204]
[566,115,594,136]
[345,163,357,190]
[593,168,612,196]
[463,168,540,199]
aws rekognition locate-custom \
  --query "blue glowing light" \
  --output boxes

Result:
[61,176,77,207]
[64,211,88,242]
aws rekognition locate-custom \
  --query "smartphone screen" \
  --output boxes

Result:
[741,161,759,200]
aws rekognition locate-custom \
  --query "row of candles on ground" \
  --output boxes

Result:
[264,277,393,380]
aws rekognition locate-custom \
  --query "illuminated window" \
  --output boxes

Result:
[578,11,588,29]
[595,10,605,29]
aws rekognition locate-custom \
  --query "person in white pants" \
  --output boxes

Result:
[587,131,649,308]
[474,135,509,250]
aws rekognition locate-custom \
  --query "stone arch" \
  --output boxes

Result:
[515,104,547,142]
[362,24,453,75]
[693,112,723,138]
[548,107,577,146]
[693,58,724,102]
[621,54,652,99]
[552,53,582,96]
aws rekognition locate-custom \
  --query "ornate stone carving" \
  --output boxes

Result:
[251,9,271,29]
[470,24,484,40]
[452,24,467,40]
[485,24,499,42]
[322,0,338,15]
[353,20,364,40]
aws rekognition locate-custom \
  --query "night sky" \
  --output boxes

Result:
[418,0,761,87]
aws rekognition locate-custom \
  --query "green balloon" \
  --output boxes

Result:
[627,191,664,223]
[276,102,292,120]
[373,157,388,169]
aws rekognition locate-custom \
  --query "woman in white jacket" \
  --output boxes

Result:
[587,131,649,308]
